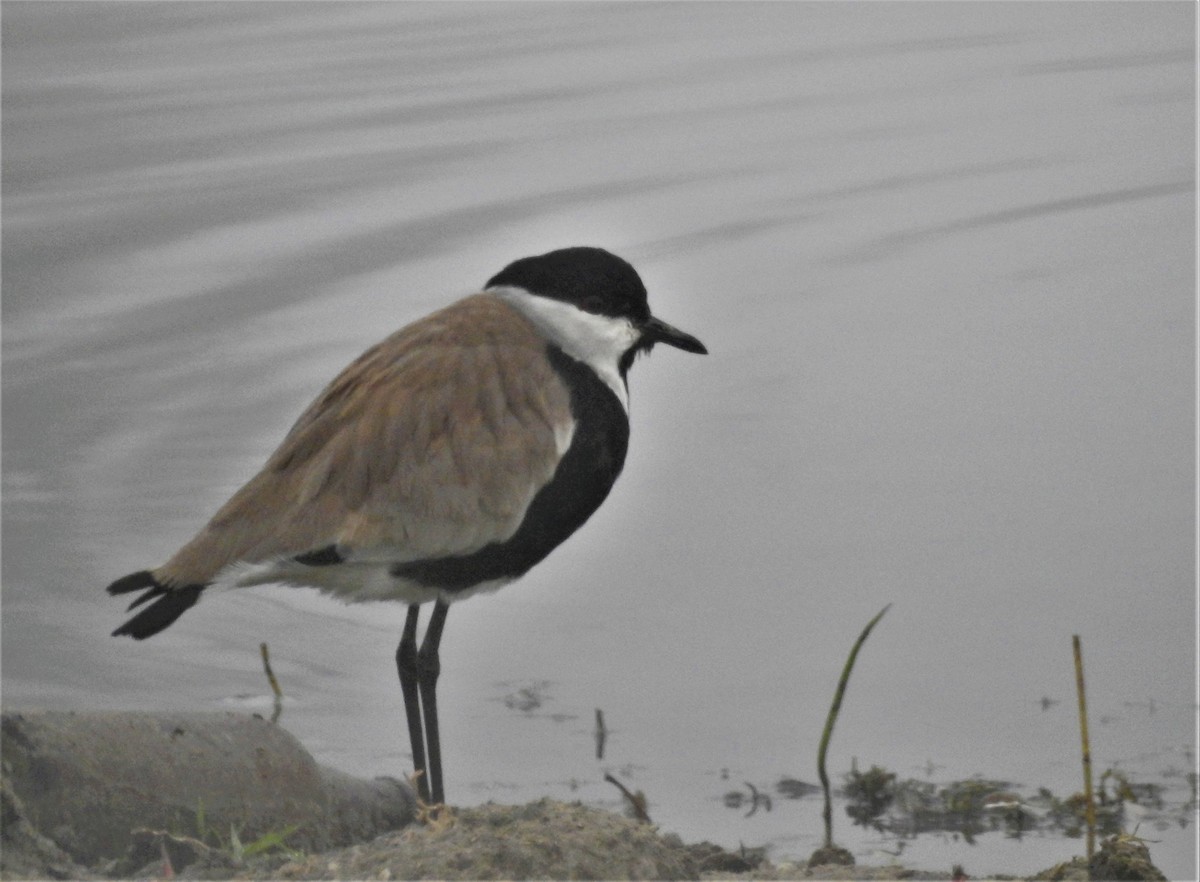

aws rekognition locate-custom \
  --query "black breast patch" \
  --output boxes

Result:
[390,344,630,590]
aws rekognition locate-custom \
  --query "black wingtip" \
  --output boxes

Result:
[110,580,204,640]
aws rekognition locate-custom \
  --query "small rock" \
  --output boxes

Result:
[808,843,856,867]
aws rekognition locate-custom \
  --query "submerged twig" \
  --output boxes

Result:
[743,781,772,817]
[818,603,891,849]
[260,642,283,723]
[1073,634,1096,861]
[594,708,608,760]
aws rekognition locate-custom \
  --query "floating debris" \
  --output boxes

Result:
[775,776,821,799]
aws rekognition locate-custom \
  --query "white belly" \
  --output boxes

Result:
[216,558,515,605]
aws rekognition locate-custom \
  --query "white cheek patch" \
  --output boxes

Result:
[489,286,635,413]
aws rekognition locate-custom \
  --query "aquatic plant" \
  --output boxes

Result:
[813,603,891,857]
[843,762,897,829]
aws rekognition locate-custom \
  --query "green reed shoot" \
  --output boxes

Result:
[818,603,891,849]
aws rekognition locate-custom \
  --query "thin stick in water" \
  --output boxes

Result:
[261,642,284,723]
[1073,634,1095,861]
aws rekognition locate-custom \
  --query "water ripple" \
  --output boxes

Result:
[834,179,1195,264]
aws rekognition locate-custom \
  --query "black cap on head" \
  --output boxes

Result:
[486,247,651,323]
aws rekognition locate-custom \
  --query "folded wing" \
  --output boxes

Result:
[152,294,573,591]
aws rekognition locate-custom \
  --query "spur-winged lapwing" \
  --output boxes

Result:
[107,246,706,804]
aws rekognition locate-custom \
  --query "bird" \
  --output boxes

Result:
[106,246,707,805]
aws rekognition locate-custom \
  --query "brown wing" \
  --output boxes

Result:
[155,294,572,587]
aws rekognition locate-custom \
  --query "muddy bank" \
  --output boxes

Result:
[1,710,415,873]
[0,711,1169,881]
[1,782,928,881]
[239,798,952,881]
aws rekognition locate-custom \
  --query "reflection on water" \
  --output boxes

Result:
[2,3,1194,877]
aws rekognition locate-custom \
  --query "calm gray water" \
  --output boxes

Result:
[3,3,1196,877]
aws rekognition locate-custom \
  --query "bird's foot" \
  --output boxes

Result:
[415,800,454,832]
[406,769,454,831]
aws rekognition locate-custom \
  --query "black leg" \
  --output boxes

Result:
[417,599,449,804]
[395,604,430,803]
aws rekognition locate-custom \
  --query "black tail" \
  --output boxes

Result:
[107,570,204,640]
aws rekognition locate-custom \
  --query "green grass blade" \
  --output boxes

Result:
[818,603,891,848]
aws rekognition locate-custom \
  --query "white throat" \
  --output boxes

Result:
[489,285,636,413]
